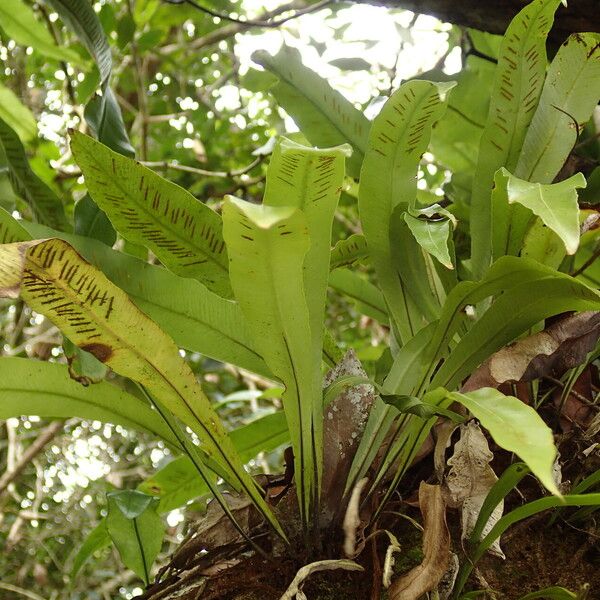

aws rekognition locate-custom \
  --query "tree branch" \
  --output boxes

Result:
[0,421,64,496]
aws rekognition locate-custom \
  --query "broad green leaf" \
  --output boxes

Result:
[470,0,561,277]
[450,388,559,495]
[494,168,585,255]
[23,221,270,377]
[0,117,69,230]
[264,137,350,415]
[0,206,28,243]
[404,213,454,269]
[223,197,317,525]
[0,84,36,142]
[0,238,279,533]
[330,234,368,269]
[329,268,388,324]
[0,0,81,64]
[252,45,370,178]
[0,357,181,448]
[70,520,111,577]
[358,80,453,343]
[106,491,164,585]
[521,219,565,269]
[139,411,289,513]
[70,131,231,296]
[516,33,600,183]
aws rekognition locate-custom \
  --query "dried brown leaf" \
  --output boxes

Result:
[463,311,600,392]
[279,559,364,600]
[445,422,504,558]
[388,483,450,600]
[342,477,369,558]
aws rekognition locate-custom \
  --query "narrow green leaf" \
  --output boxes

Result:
[358,80,453,342]
[452,462,530,596]
[0,357,181,448]
[0,0,81,64]
[516,32,600,183]
[70,131,231,295]
[106,491,164,585]
[84,86,135,157]
[139,411,289,513]
[223,197,317,525]
[44,0,112,84]
[0,117,69,230]
[46,0,134,242]
[346,321,437,493]
[450,388,559,495]
[329,268,388,324]
[470,0,561,277]
[432,277,600,390]
[518,587,578,600]
[0,83,36,142]
[70,520,111,577]
[418,257,586,394]
[252,45,370,178]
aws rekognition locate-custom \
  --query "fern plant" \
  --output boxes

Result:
[0,0,599,595]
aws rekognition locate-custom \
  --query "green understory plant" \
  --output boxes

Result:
[0,0,599,596]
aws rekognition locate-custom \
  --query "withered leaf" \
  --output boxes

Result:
[389,483,450,600]
[463,311,600,392]
[445,421,505,558]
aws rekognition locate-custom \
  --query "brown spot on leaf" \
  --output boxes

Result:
[80,343,113,363]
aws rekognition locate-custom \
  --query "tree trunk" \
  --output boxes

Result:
[353,0,600,44]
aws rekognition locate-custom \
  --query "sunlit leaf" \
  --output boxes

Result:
[0,0,81,64]
[71,131,231,295]
[223,197,317,525]
[0,238,279,532]
[470,0,562,277]
[0,84,36,142]
[359,80,453,342]
[516,32,600,183]
[253,45,370,178]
